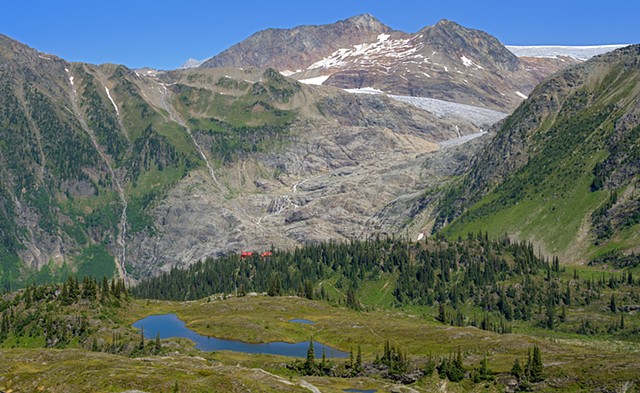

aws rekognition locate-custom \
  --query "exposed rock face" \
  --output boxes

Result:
[125,68,495,278]
[199,16,579,111]
[200,14,393,72]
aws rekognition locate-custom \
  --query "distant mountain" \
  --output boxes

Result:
[200,14,392,71]
[433,45,640,261]
[197,15,578,111]
[180,58,207,69]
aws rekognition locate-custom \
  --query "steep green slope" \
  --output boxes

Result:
[435,45,640,262]
[0,36,202,288]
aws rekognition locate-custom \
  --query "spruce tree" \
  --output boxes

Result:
[139,327,145,350]
[511,358,522,380]
[304,338,315,374]
[155,332,161,352]
[447,348,465,382]
[610,294,617,313]
[530,345,544,382]
[524,348,532,379]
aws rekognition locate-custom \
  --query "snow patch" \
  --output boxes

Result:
[65,68,74,86]
[280,70,296,76]
[105,87,120,115]
[377,33,390,42]
[298,75,330,85]
[344,87,384,95]
[461,55,485,70]
[516,91,528,99]
[417,233,424,241]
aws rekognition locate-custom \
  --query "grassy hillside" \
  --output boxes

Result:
[436,46,640,262]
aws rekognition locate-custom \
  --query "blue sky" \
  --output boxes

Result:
[2,0,638,69]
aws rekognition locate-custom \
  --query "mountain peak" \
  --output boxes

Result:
[435,18,454,26]
[200,14,392,70]
[345,14,384,28]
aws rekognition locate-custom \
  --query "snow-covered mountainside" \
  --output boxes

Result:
[507,45,628,60]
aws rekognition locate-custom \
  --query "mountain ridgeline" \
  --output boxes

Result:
[433,45,640,261]
[198,15,576,111]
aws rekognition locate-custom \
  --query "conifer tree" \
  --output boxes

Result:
[155,332,161,352]
[530,345,544,382]
[101,276,110,300]
[139,327,145,350]
[610,294,617,313]
[355,345,363,373]
[511,358,522,380]
[304,338,315,374]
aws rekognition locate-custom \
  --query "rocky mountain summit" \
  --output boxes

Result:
[198,15,578,111]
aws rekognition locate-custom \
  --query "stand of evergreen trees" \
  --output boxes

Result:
[0,276,128,348]
[133,233,639,337]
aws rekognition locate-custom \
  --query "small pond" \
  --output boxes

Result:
[342,389,377,393]
[288,318,315,324]
[133,314,347,358]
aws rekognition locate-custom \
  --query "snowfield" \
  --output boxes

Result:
[298,75,331,85]
[389,95,508,127]
[307,33,423,70]
[506,45,627,60]
[344,87,385,95]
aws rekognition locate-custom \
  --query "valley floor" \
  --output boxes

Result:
[2,295,639,392]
